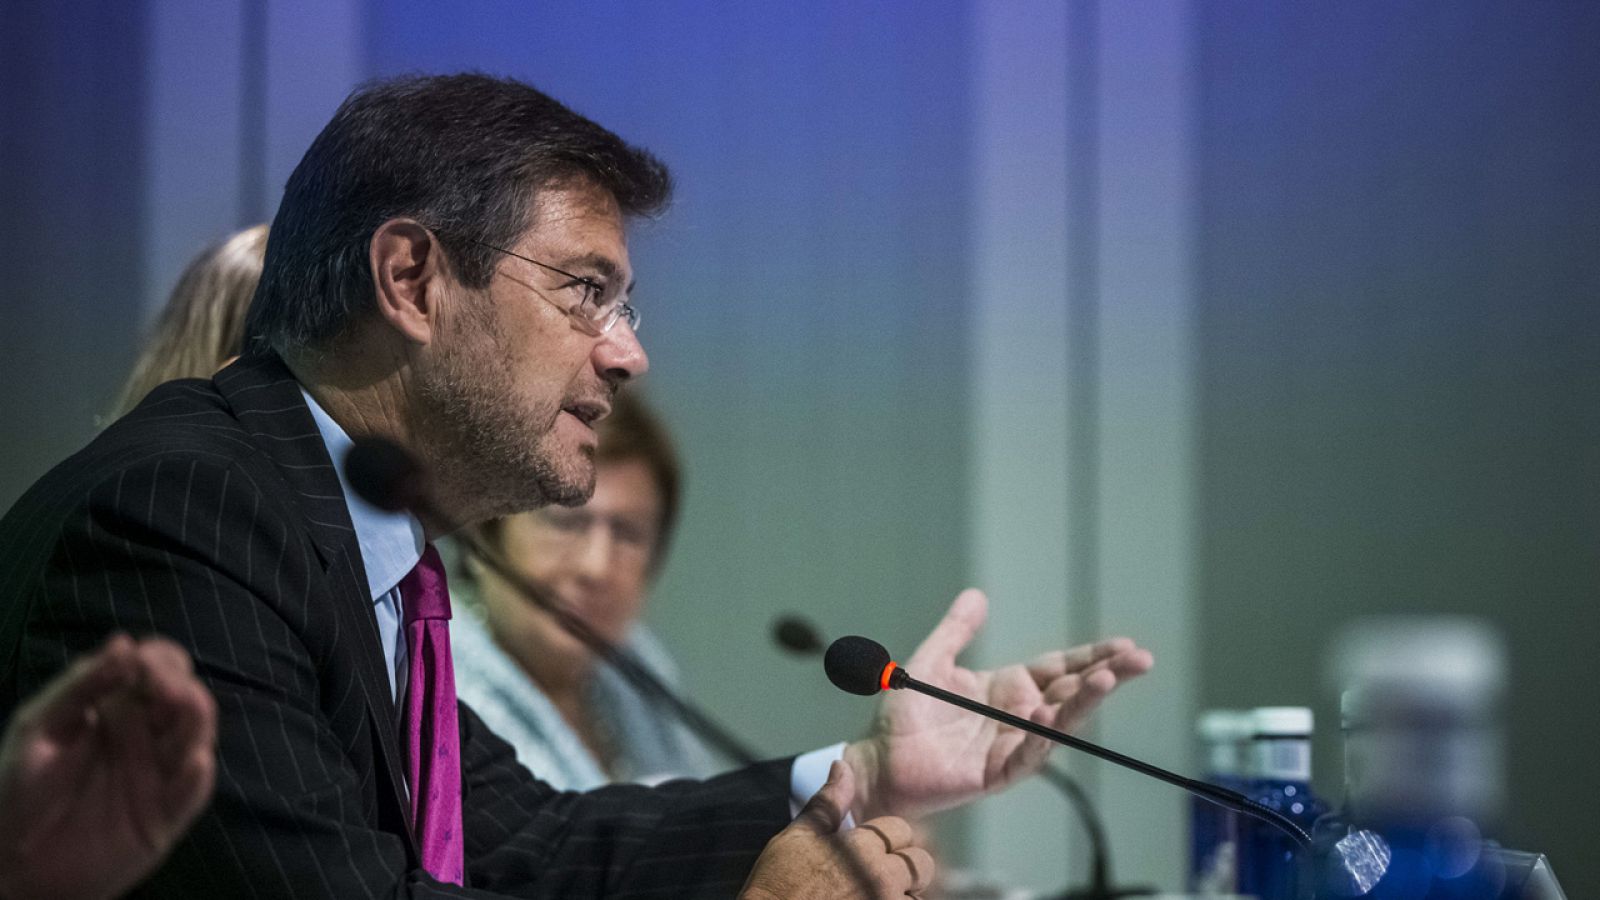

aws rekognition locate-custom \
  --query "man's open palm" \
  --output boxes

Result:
[845,589,1153,820]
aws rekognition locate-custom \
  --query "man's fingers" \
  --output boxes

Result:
[135,639,215,767]
[135,637,195,683]
[1041,665,1126,734]
[25,633,139,738]
[135,637,200,721]
[160,740,217,835]
[1040,673,1082,706]
[888,845,936,895]
[854,816,914,854]
[1054,649,1153,695]
[906,589,988,670]
[107,639,205,849]
[1024,637,1145,684]
[99,686,165,852]
[792,761,854,836]
[1106,646,1154,679]
[154,681,218,775]
[853,817,931,897]
[997,710,1059,785]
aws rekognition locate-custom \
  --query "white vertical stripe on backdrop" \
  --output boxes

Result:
[1093,2,1197,892]
[966,1,1200,892]
[966,0,1078,892]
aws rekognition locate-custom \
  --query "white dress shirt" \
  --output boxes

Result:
[298,387,844,814]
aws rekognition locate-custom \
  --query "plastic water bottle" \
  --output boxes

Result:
[1312,617,1511,899]
[1302,690,1379,895]
[1239,706,1326,899]
[1191,709,1248,893]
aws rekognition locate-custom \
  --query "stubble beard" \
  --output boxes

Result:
[412,303,596,527]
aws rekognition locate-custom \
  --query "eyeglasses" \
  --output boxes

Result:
[534,506,658,559]
[468,238,640,335]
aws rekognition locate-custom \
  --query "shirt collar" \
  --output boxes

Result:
[300,387,425,602]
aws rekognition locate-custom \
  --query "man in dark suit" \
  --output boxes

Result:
[0,73,1153,898]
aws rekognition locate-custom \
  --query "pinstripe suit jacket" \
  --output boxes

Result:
[0,354,791,899]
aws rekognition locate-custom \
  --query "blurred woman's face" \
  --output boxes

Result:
[481,458,662,677]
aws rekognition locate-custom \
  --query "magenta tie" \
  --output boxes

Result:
[399,545,465,885]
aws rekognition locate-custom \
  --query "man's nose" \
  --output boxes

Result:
[593,320,648,383]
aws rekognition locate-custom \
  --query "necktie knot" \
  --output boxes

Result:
[400,544,451,624]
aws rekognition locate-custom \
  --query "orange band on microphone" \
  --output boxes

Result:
[880,661,899,692]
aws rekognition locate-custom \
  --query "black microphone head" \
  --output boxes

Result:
[345,438,423,513]
[824,636,893,696]
[772,615,824,656]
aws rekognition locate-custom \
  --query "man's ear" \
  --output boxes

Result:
[370,219,447,345]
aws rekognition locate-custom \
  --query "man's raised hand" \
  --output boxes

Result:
[0,634,217,900]
[843,589,1154,820]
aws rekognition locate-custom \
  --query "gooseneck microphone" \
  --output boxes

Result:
[345,438,760,768]
[823,635,1313,851]
[771,614,825,656]
[346,438,425,514]
[777,616,1152,900]
[1035,766,1155,900]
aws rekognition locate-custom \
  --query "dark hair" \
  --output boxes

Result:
[245,72,671,355]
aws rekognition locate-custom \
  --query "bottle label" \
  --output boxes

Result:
[1253,737,1311,781]
[1206,741,1241,777]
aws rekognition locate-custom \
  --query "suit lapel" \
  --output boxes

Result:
[213,354,419,852]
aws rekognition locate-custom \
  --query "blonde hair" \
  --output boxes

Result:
[114,225,269,416]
